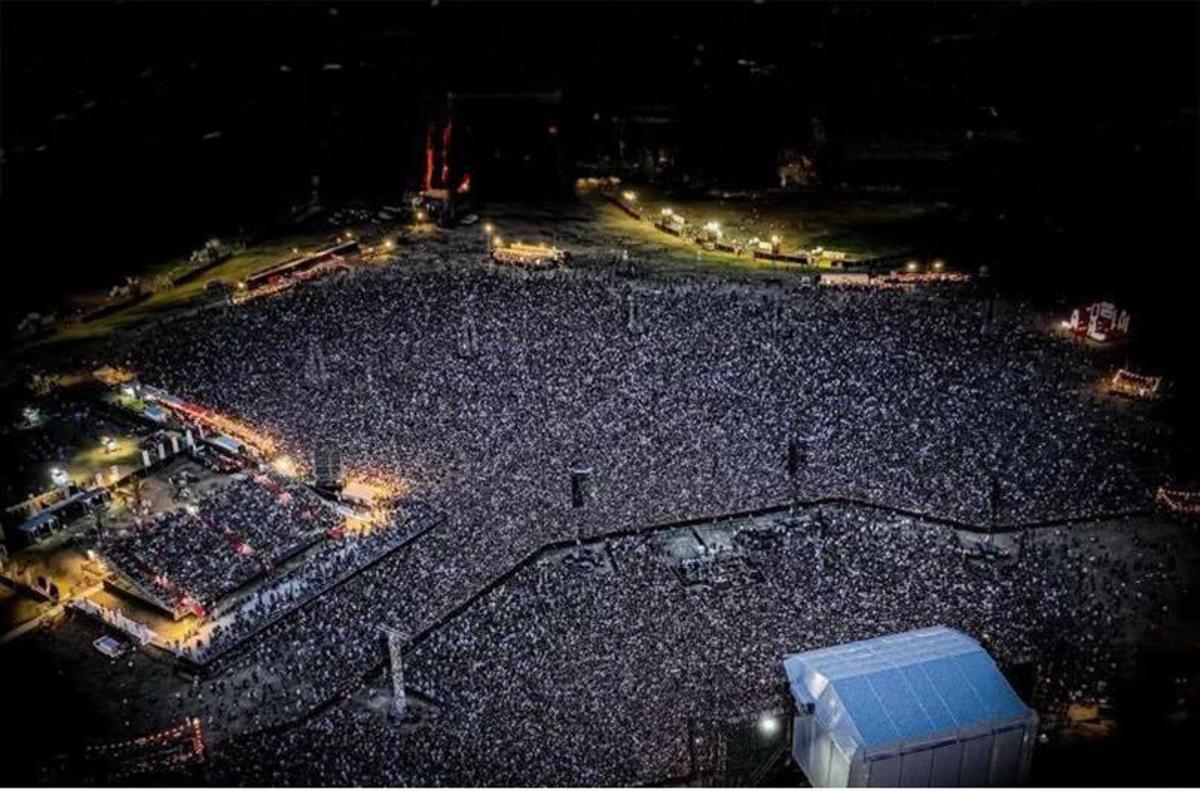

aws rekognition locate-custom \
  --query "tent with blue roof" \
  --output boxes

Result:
[783,626,1037,786]
[16,509,59,543]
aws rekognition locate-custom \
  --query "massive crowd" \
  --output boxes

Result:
[101,475,337,610]
[127,261,1167,531]
[102,503,259,608]
[208,507,1184,786]
[183,497,440,663]
[203,476,336,565]
[89,249,1177,783]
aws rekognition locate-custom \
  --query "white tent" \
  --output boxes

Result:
[783,626,1037,787]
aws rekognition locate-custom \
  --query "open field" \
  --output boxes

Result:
[610,187,949,252]
[484,190,959,284]
[6,192,959,373]
[2,199,1196,785]
[1,410,148,504]
[1,220,418,380]
[32,236,330,348]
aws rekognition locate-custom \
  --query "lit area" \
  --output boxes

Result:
[341,476,398,508]
[2,1,1197,787]
[490,239,567,268]
[270,454,302,478]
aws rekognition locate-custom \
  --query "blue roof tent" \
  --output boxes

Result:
[207,435,244,455]
[783,626,1037,787]
[17,510,58,538]
[142,404,169,423]
[15,489,94,544]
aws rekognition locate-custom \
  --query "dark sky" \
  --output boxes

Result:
[4,1,1196,196]
[0,1,1197,312]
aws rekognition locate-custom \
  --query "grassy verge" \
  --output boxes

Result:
[16,232,333,354]
[587,186,950,266]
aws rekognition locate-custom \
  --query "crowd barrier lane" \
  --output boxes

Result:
[191,509,446,673]
[404,494,1156,653]
[204,493,1158,749]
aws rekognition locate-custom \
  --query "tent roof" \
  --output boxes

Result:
[784,626,1032,754]
[18,510,58,533]
[209,435,243,454]
[142,404,169,422]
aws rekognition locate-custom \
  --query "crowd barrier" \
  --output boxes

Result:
[218,492,1157,753]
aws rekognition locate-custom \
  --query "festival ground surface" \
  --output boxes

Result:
[2,194,1197,785]
[4,504,1196,786]
[3,190,951,368]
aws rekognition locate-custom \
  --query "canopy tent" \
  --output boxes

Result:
[783,626,1037,786]
[16,510,58,541]
[207,435,245,455]
[142,404,169,423]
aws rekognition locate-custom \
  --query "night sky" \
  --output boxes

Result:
[1,6,1200,781]
[1,1,1197,310]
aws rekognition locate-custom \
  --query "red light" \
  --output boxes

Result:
[440,120,453,187]
[423,122,435,192]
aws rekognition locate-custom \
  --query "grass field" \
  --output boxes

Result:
[592,187,955,258]
[575,187,956,280]
[7,190,958,368]
[17,231,337,355]
[70,435,141,475]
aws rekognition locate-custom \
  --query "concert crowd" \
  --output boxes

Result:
[100,476,335,610]
[93,252,1177,783]
[207,506,1183,785]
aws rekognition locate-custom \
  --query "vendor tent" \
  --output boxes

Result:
[783,626,1037,787]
